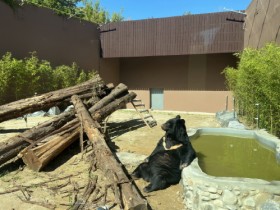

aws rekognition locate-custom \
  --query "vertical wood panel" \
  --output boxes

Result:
[100,12,245,58]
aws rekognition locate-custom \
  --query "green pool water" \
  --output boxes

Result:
[191,134,280,181]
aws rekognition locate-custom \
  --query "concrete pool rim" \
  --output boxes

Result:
[185,127,280,191]
[181,128,280,209]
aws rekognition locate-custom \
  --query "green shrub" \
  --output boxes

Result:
[223,43,280,137]
[0,52,25,103]
[0,52,95,105]
[53,64,79,90]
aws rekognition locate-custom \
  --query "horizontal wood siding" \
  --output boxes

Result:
[101,12,245,58]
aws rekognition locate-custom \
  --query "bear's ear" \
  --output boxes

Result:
[180,119,185,124]
[176,115,181,119]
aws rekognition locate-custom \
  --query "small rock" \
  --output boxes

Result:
[208,187,218,193]
[260,200,280,210]
[222,190,238,205]
[47,106,61,115]
[243,197,256,207]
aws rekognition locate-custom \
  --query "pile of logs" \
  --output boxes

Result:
[0,75,148,210]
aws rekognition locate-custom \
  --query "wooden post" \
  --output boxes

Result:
[71,95,147,210]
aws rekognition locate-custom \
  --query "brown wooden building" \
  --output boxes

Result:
[99,12,245,112]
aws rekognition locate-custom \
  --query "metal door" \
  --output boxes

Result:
[150,88,164,110]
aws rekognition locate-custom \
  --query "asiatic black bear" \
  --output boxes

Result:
[132,115,196,192]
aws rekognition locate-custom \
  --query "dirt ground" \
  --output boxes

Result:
[0,109,221,210]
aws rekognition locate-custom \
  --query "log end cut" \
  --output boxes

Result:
[19,148,42,172]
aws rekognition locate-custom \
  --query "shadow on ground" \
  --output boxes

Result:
[105,119,146,140]
[0,159,24,176]
[0,128,29,133]
[43,140,84,172]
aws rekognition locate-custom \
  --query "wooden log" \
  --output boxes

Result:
[63,83,114,104]
[0,83,128,166]
[0,111,76,166]
[71,95,147,210]
[19,124,80,171]
[65,91,136,133]
[18,91,136,171]
[0,76,103,123]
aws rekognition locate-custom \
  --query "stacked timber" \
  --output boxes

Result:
[0,76,147,210]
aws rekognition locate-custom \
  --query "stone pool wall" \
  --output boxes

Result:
[181,159,280,210]
[181,127,280,210]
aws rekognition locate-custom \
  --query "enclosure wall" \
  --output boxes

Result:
[245,0,280,48]
[113,53,236,113]
[0,2,100,71]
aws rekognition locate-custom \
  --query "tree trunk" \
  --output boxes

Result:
[19,123,80,171]
[0,111,76,166]
[71,95,147,210]
[0,76,103,123]
[0,84,129,166]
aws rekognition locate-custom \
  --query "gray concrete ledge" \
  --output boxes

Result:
[181,128,280,210]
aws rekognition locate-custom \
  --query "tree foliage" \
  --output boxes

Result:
[80,0,108,24]
[110,10,124,23]
[223,43,280,137]
[24,0,80,15]
[0,52,95,105]
[19,0,124,24]
[3,0,124,24]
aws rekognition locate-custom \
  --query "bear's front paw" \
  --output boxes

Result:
[143,185,152,193]
[131,171,140,179]
[180,163,188,170]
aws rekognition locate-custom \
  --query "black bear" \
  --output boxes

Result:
[145,115,192,160]
[132,115,196,193]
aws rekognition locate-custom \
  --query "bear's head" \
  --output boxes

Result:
[161,115,189,146]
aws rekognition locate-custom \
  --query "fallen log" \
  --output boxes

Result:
[0,83,128,166]
[0,111,76,166]
[19,123,80,171]
[0,76,103,123]
[18,91,136,171]
[63,83,114,105]
[71,95,147,210]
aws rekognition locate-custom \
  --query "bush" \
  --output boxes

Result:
[0,52,25,103]
[0,52,96,105]
[223,43,280,137]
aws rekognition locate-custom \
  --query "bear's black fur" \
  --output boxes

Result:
[146,115,192,160]
[132,115,196,193]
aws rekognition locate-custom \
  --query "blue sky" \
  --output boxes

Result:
[98,0,252,20]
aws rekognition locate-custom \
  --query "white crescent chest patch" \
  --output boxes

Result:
[162,137,183,150]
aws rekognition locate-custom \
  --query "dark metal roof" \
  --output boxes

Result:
[100,12,245,58]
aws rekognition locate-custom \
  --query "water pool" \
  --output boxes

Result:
[191,134,280,181]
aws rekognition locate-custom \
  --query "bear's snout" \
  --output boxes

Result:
[161,123,169,131]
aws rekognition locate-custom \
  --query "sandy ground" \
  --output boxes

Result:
[0,109,221,210]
